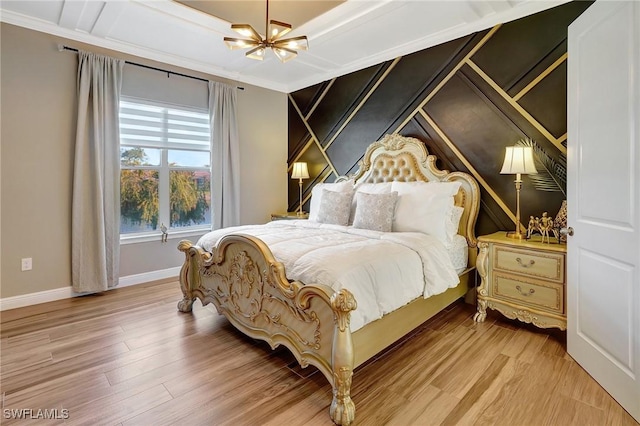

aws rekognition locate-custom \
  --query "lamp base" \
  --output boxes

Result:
[296,211,306,217]
[505,230,527,240]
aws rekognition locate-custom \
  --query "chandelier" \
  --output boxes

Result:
[223,0,309,63]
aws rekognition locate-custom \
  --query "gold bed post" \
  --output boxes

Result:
[177,240,200,313]
[330,290,357,425]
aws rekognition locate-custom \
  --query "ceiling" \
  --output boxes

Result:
[0,0,571,93]
[176,1,346,30]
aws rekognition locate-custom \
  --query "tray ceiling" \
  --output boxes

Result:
[0,0,571,93]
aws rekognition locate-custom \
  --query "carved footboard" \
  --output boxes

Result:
[177,235,357,425]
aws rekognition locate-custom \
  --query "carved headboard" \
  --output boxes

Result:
[345,134,479,249]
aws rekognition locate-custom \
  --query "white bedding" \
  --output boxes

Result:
[448,234,469,274]
[197,220,461,332]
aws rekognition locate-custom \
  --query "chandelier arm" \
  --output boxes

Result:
[269,20,292,42]
[246,46,266,61]
[231,24,262,43]
[273,46,298,63]
[275,46,296,55]
[273,36,309,51]
[224,37,261,50]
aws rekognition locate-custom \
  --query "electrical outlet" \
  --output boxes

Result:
[21,258,32,271]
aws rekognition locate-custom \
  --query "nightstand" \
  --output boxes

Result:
[473,231,567,330]
[270,212,309,221]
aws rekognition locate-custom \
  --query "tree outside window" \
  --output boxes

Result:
[119,99,211,236]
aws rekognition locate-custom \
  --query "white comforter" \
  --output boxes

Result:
[197,220,460,332]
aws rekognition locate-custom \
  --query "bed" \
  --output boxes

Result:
[177,133,480,425]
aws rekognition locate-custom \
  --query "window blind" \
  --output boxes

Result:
[119,99,210,152]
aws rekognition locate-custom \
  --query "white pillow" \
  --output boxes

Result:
[446,205,465,242]
[316,188,353,226]
[352,191,398,232]
[354,182,393,193]
[391,181,462,244]
[349,182,392,224]
[309,180,354,222]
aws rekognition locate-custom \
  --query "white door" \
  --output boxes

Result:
[567,0,640,421]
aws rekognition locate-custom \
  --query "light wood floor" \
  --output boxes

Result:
[1,279,637,426]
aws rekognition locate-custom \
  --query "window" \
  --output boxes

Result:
[119,98,211,237]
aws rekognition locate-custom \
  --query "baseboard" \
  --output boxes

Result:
[0,266,181,312]
[0,286,77,312]
[117,267,181,288]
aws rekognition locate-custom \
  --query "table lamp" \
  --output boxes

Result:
[500,146,537,239]
[291,162,309,216]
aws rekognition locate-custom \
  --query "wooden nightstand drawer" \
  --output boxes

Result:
[493,246,564,283]
[492,272,564,314]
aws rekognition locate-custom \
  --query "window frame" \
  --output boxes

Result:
[118,97,212,244]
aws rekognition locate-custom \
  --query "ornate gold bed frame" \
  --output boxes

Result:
[177,134,480,425]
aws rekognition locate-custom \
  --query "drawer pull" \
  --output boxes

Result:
[515,285,535,297]
[516,257,535,268]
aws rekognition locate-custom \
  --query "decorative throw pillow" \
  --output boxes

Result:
[349,182,393,224]
[309,180,354,222]
[316,188,353,225]
[352,191,398,232]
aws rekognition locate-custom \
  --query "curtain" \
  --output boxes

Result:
[72,51,124,293]
[209,81,241,228]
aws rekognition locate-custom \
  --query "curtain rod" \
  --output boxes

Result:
[59,45,244,90]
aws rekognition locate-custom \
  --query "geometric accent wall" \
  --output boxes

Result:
[288,1,592,236]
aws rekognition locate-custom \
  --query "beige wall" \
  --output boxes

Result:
[0,23,288,298]
[236,84,289,225]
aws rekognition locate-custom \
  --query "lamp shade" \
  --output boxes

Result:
[291,162,309,179]
[500,146,537,175]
